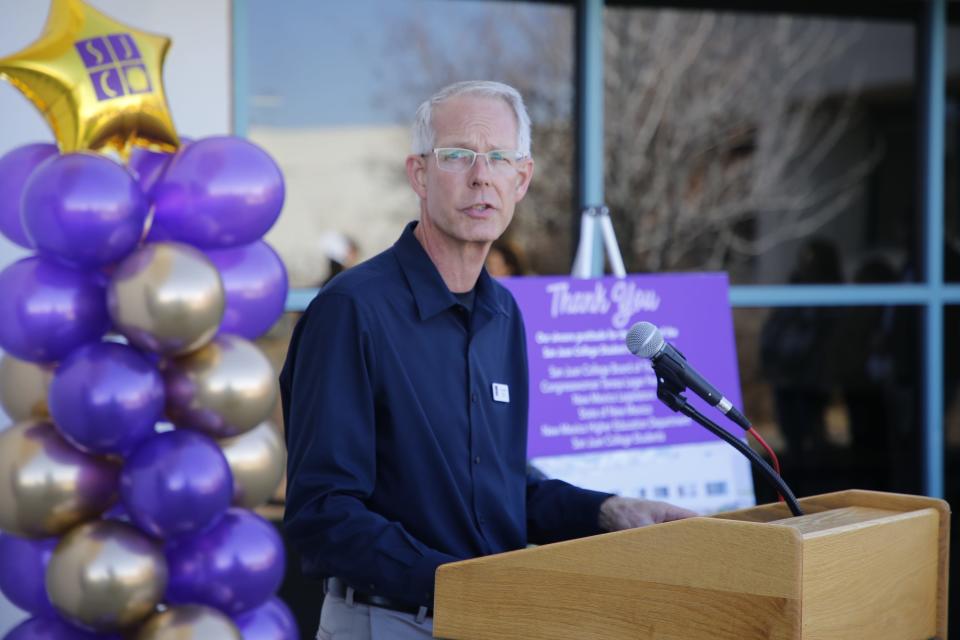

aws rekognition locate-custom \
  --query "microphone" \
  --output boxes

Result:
[625,321,750,430]
[627,321,803,516]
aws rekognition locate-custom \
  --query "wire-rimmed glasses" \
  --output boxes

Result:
[424,147,527,175]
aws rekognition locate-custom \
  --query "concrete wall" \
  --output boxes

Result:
[0,0,230,632]
[252,124,418,287]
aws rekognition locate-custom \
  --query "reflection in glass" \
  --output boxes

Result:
[945,306,960,452]
[598,9,926,284]
[244,3,930,284]
[734,306,921,502]
[243,0,574,284]
[945,25,960,282]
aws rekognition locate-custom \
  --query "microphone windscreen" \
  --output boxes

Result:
[625,321,664,358]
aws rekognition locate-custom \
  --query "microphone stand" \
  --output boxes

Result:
[653,360,804,517]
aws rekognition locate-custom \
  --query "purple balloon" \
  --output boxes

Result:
[127,148,173,198]
[49,342,164,455]
[21,153,148,268]
[233,597,297,640]
[0,533,57,617]
[5,617,119,640]
[166,508,285,614]
[0,257,109,363]
[128,139,196,200]
[100,501,131,523]
[152,136,284,249]
[121,430,233,538]
[206,241,289,339]
[0,143,58,248]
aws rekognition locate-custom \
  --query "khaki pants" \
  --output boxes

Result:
[317,593,434,640]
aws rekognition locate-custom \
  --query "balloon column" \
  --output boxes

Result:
[0,1,295,638]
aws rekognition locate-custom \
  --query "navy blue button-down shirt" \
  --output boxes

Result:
[280,222,611,608]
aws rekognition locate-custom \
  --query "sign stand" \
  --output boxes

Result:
[571,205,627,278]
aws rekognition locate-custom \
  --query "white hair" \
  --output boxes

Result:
[411,80,532,157]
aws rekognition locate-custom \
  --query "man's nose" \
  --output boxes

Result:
[469,154,493,186]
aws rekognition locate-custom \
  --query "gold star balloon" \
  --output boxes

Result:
[0,0,179,157]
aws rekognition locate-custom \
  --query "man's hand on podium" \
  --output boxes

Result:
[597,496,698,532]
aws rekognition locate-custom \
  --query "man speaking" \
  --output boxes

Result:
[280,80,695,640]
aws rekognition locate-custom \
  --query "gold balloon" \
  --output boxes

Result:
[164,335,277,438]
[133,605,242,640]
[46,519,167,632]
[108,243,225,356]
[219,421,286,508]
[0,0,179,157]
[0,420,118,538]
[0,354,53,421]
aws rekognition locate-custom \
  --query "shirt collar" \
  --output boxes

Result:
[393,221,508,321]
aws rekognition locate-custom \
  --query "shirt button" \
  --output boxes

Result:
[474,456,481,464]
[471,392,478,403]
[478,515,485,524]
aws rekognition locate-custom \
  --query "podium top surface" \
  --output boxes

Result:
[712,489,948,525]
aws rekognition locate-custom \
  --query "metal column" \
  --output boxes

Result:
[920,0,946,498]
[575,0,606,277]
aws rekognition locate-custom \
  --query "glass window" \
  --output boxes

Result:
[942,25,960,282]
[945,305,960,639]
[734,306,922,502]
[242,0,575,285]
[945,305,960,470]
[602,9,920,284]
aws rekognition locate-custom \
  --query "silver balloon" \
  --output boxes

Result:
[46,519,167,631]
[133,605,242,640]
[219,421,285,508]
[0,420,118,537]
[108,242,224,356]
[0,353,52,421]
[164,335,277,438]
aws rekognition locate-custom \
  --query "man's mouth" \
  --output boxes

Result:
[463,203,495,215]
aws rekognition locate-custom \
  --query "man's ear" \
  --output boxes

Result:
[406,155,428,199]
[514,157,535,200]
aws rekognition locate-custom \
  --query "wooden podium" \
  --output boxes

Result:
[433,490,950,640]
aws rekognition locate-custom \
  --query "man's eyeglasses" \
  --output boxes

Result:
[423,148,527,175]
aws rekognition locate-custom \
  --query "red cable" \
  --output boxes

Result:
[747,427,784,502]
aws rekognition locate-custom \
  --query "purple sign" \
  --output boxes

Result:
[75,34,151,101]
[501,273,742,458]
